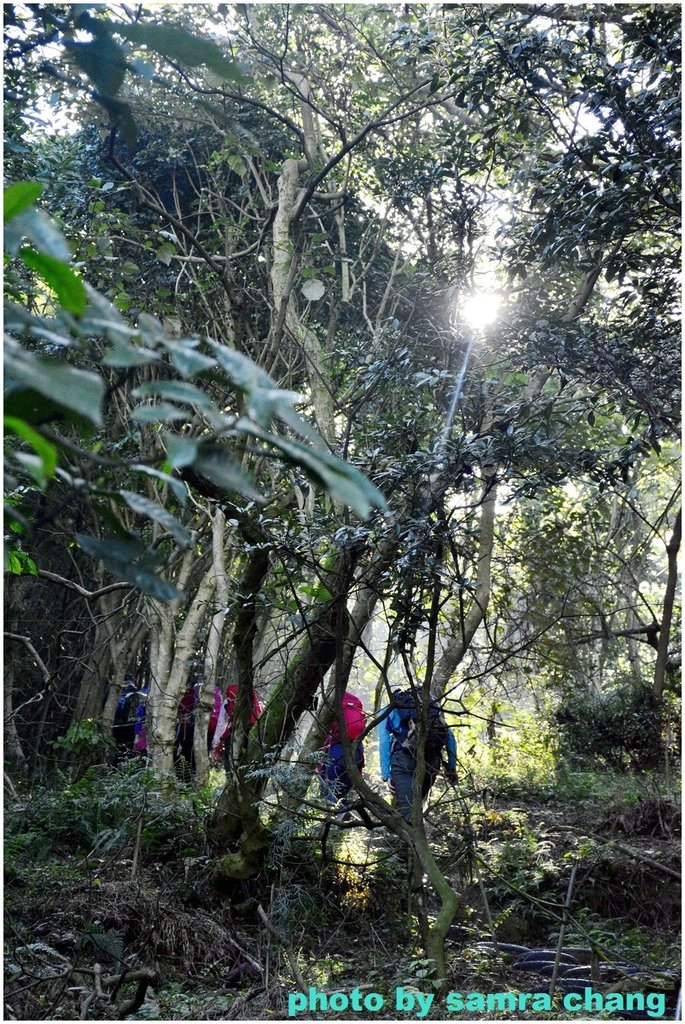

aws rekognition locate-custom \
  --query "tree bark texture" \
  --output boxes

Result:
[147,553,215,777]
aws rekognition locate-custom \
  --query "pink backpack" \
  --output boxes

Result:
[325,692,366,746]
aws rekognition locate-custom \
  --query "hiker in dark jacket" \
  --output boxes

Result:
[379,688,457,821]
[112,675,139,761]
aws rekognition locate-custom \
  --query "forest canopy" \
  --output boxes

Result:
[4,3,681,1021]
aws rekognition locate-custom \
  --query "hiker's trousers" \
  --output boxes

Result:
[390,747,439,822]
[320,742,364,807]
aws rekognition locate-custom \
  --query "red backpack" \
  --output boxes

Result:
[325,692,366,747]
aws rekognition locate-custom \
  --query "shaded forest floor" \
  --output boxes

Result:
[4,765,680,1021]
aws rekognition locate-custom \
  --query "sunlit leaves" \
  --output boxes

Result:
[5,206,71,261]
[3,181,44,222]
[6,548,38,576]
[19,248,86,315]
[3,180,387,602]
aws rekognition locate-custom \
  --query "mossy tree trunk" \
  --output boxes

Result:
[209,550,360,875]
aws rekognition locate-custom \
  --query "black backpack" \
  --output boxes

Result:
[389,688,449,762]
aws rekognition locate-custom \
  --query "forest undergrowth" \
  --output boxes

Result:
[5,753,680,1021]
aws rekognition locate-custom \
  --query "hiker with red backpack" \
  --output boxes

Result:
[174,677,201,779]
[379,687,457,821]
[207,686,223,752]
[317,691,366,811]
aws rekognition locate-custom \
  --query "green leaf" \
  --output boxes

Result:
[300,583,334,602]
[93,500,134,540]
[156,244,175,266]
[94,94,137,148]
[136,312,165,341]
[65,34,127,95]
[80,284,134,342]
[113,20,247,82]
[4,338,104,427]
[4,182,44,223]
[194,450,263,501]
[19,248,86,315]
[132,379,214,409]
[245,387,323,444]
[239,422,387,519]
[4,385,74,429]
[87,928,124,963]
[13,452,48,487]
[163,433,200,469]
[75,534,183,601]
[4,208,70,260]
[102,339,160,367]
[5,416,58,485]
[227,154,246,175]
[6,548,38,576]
[159,339,216,377]
[28,325,75,349]
[208,340,273,392]
[131,403,189,423]
[118,490,191,547]
[131,464,187,503]
[208,344,323,441]
[5,504,30,535]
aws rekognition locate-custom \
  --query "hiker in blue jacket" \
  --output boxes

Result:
[379,688,458,821]
[112,675,139,762]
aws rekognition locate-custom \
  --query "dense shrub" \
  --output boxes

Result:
[556,683,664,769]
[5,762,211,863]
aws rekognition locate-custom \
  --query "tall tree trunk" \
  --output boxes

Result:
[82,598,149,730]
[653,506,681,701]
[99,615,149,730]
[4,638,28,773]
[194,508,232,786]
[270,159,335,443]
[146,550,212,777]
[4,590,30,772]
